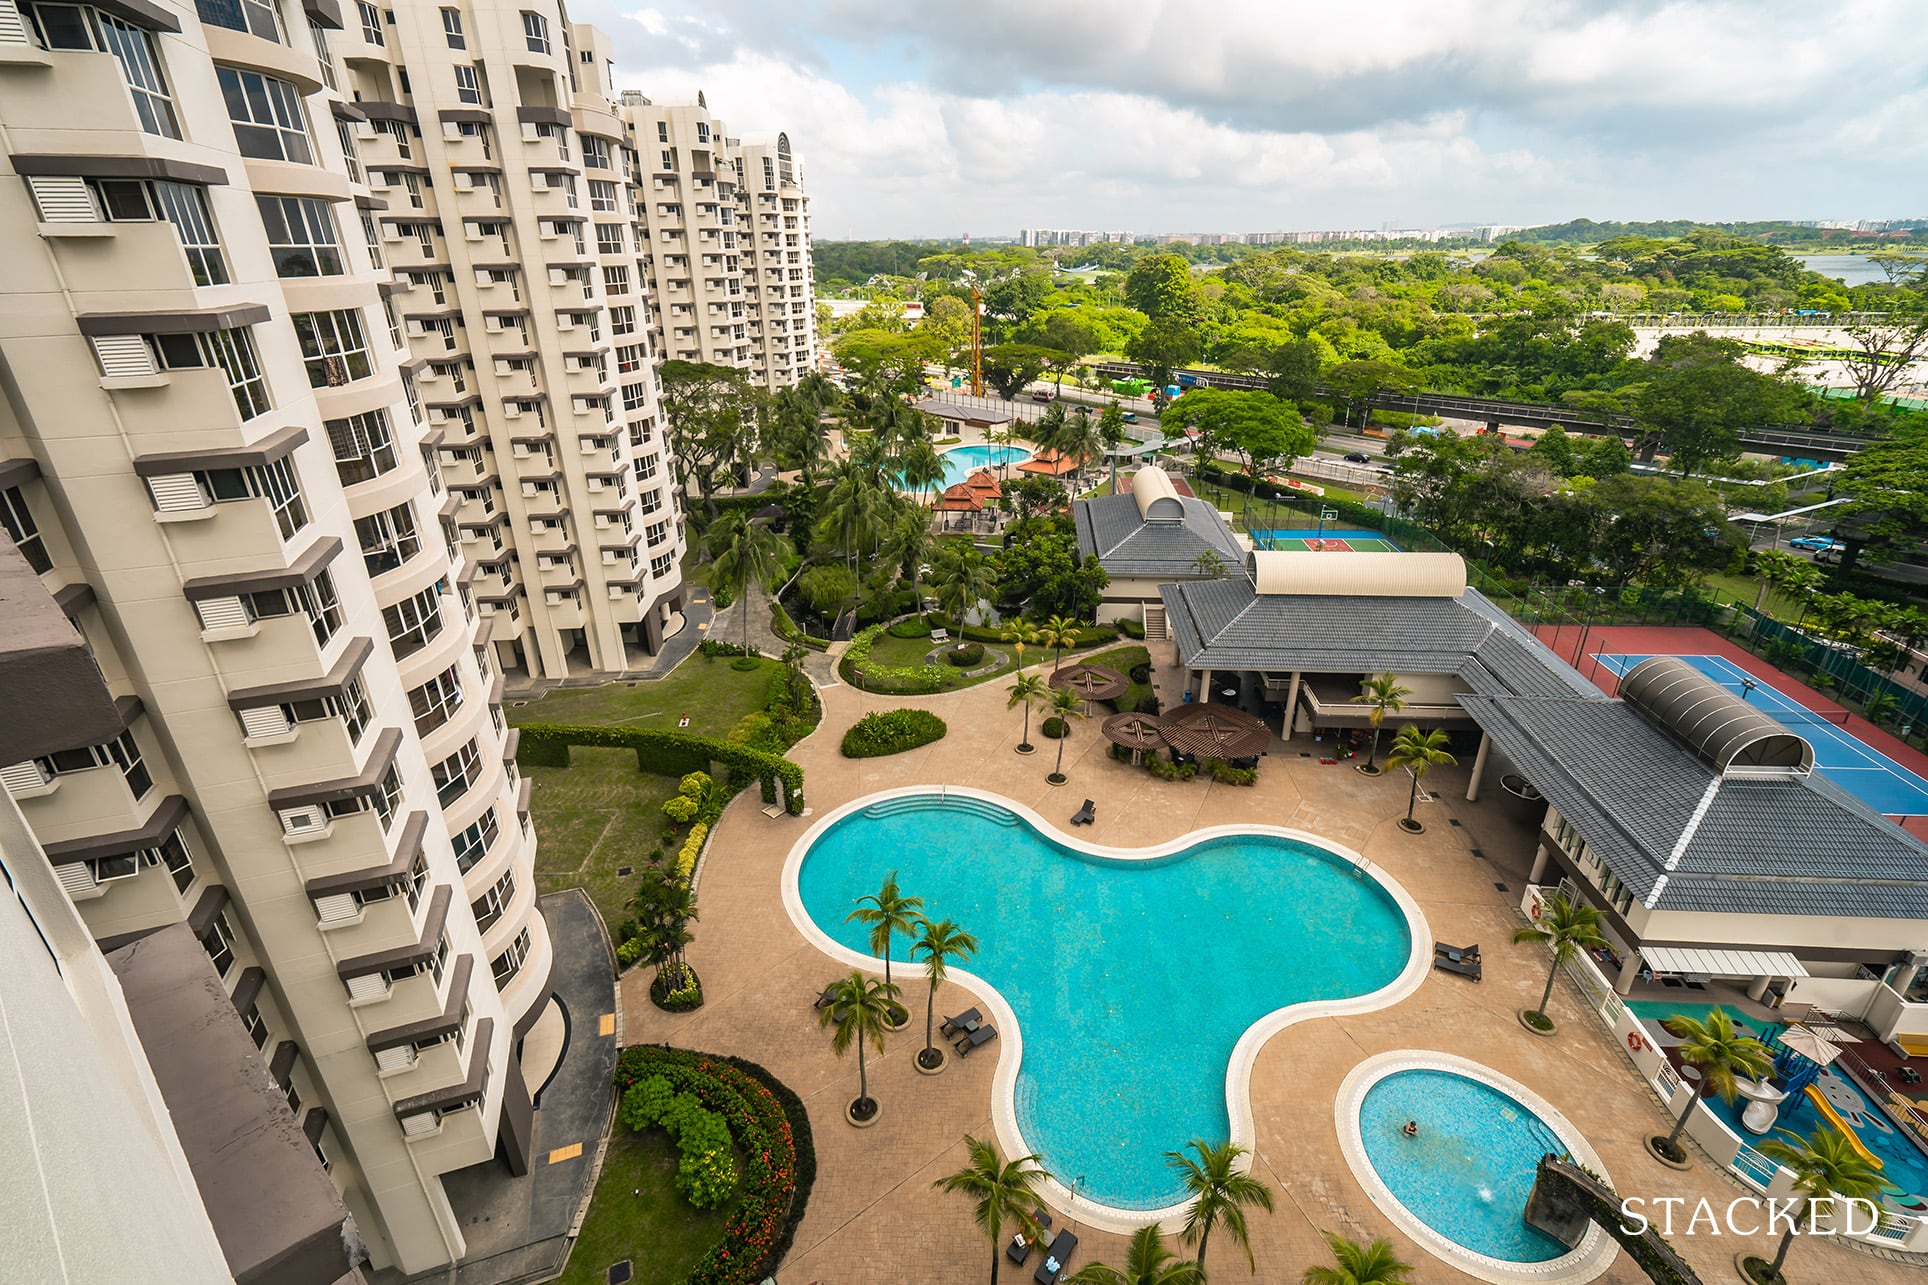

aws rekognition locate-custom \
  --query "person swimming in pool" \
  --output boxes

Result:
[1403,1121,1419,1138]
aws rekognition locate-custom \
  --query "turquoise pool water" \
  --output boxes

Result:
[794,794,1411,1210]
[919,444,1033,491]
[1360,1069,1570,1262]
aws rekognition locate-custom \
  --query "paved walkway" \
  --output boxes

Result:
[617,664,1926,1285]
[711,577,843,685]
[502,588,715,702]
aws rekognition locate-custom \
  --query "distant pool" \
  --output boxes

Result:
[917,444,1033,491]
[788,790,1420,1213]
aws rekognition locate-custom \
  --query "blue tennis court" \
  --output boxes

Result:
[1595,653,1928,818]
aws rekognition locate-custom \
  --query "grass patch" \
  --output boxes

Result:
[1701,571,1806,621]
[556,1122,734,1285]
[861,631,1017,689]
[508,656,780,736]
[524,747,679,933]
[1084,644,1153,711]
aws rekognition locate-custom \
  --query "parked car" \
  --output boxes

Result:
[1343,451,1372,464]
[1028,390,1056,403]
[1788,536,1845,553]
[1121,410,1138,422]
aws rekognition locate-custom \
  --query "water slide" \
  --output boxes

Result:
[1805,1085,1886,1170]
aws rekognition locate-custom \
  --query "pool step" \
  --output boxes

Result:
[862,794,1019,825]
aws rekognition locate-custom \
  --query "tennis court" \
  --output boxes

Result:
[1595,652,1928,818]
[1251,528,1402,553]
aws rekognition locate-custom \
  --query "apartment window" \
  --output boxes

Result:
[520,8,547,52]
[326,410,397,486]
[650,552,672,578]
[656,121,668,143]
[431,739,481,806]
[491,926,530,986]
[659,148,673,171]
[36,729,150,798]
[535,121,568,160]
[371,763,403,828]
[353,502,420,576]
[291,310,371,387]
[257,195,341,277]
[471,869,514,933]
[257,456,308,538]
[196,0,282,42]
[452,63,482,105]
[620,381,649,413]
[355,0,380,42]
[452,808,498,873]
[595,222,623,255]
[146,831,196,894]
[588,179,617,213]
[406,665,463,735]
[200,910,237,977]
[335,118,362,183]
[24,5,181,138]
[382,584,444,658]
[240,1001,270,1049]
[610,305,637,336]
[71,179,228,286]
[217,67,312,164]
[602,265,629,295]
[582,136,610,170]
[308,18,335,88]
[439,5,462,46]
[0,488,51,574]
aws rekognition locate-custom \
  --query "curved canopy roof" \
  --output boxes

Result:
[1130,466,1187,522]
[1619,656,1813,773]
[1246,550,1466,598]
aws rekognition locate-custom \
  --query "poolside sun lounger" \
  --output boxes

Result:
[1070,799,1095,826]
[814,983,839,1010]
[940,1007,982,1037]
[955,1025,998,1055]
[1434,955,1482,982]
[1434,942,1480,963]
[1007,1208,1054,1264]
[1034,1229,1078,1284]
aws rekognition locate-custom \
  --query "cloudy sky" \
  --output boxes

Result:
[566,0,1928,240]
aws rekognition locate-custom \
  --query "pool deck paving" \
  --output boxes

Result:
[616,642,1925,1285]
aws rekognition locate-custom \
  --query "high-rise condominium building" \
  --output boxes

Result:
[0,0,671,1273]
[619,90,818,391]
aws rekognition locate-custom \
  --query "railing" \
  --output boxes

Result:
[1732,1144,1780,1190]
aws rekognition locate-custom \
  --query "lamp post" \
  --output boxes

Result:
[1739,676,1759,702]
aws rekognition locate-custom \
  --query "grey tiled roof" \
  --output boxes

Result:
[1458,694,1928,918]
[1073,494,1245,579]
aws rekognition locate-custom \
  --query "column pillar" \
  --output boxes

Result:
[1746,974,1774,1003]
[1528,843,1550,884]
[1465,731,1491,801]
[1198,668,1212,703]
[1617,953,1643,996]
[1282,670,1303,741]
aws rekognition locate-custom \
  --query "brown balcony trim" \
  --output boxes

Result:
[269,1040,299,1087]
[132,423,307,477]
[78,303,272,337]
[515,777,531,816]
[500,729,519,763]
[231,965,266,1017]
[95,0,179,32]
[43,794,190,866]
[337,883,451,980]
[187,881,230,935]
[437,108,493,124]
[516,106,572,126]
[265,726,401,809]
[302,1106,329,1145]
[303,809,426,898]
[438,493,462,519]
[358,101,418,125]
[14,153,225,185]
[0,456,41,489]
[457,559,480,585]
[357,194,388,211]
[181,535,342,602]
[330,100,367,122]
[488,672,506,705]
[366,954,473,1052]
[226,635,374,711]
[391,1016,493,1119]
[303,0,342,29]
[53,581,95,618]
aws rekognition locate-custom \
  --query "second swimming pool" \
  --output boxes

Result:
[791,791,1416,1211]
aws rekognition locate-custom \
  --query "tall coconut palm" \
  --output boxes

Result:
[1046,686,1085,783]
[819,458,892,575]
[1511,892,1607,1025]
[900,437,947,508]
[1008,673,1048,753]
[934,1134,1046,1285]
[1753,1124,1889,1281]
[705,513,786,654]
[1651,1008,1774,1162]
[1350,673,1411,774]
[846,871,923,997]
[912,916,978,1068]
[1301,1232,1413,1285]
[1064,1225,1202,1285]
[1166,1139,1275,1273]
[818,969,898,1119]
[1001,618,1041,671]
[1059,408,1106,489]
[1037,613,1081,673]
[934,545,998,636]
[1383,725,1455,832]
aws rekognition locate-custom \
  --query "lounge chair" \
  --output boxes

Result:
[955,1025,998,1055]
[1434,955,1482,982]
[1007,1209,1053,1265]
[1033,1229,1079,1284]
[813,983,839,1010]
[1434,942,1480,964]
[1070,799,1095,826]
[940,1007,982,1038]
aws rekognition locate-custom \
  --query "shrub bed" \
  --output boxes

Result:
[1040,716,1068,739]
[840,709,948,758]
[944,642,986,667]
[840,624,950,695]
[886,617,933,639]
[650,967,705,1012]
[613,1046,815,1285]
[1118,618,1147,639]
[698,639,760,659]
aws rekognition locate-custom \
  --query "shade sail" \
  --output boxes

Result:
[1639,946,1808,978]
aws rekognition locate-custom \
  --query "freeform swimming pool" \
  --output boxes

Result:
[787,789,1424,1217]
[925,444,1033,491]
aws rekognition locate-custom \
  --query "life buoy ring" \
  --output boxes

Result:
[1530,901,1544,919]
[1628,1031,1641,1051]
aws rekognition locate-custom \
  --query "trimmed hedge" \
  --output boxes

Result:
[840,624,950,695]
[513,724,805,813]
[613,1046,816,1285]
[1118,618,1147,639]
[840,709,948,758]
[944,642,986,668]
[1040,716,1069,739]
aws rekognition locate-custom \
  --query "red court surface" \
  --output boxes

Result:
[1532,623,1928,842]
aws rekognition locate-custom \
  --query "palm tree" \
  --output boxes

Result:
[1511,893,1607,1025]
[912,916,978,1069]
[847,871,923,1002]
[1058,409,1106,490]
[1752,1125,1889,1282]
[933,545,998,637]
[1350,673,1411,775]
[818,969,898,1121]
[933,1134,1046,1285]
[1651,1008,1774,1163]
[1383,725,1455,832]
[1166,1139,1274,1273]
[1301,1232,1413,1285]
[1045,686,1084,784]
[1008,673,1048,753]
[1001,618,1041,671]
[818,458,892,576]
[705,513,786,654]
[1064,1225,1202,1285]
[1037,613,1081,673]
[1189,549,1228,580]
[901,437,946,508]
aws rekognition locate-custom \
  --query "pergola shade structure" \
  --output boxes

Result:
[1158,703,1271,760]
[1101,711,1165,765]
[1050,663,1130,711]
[1617,656,1814,773]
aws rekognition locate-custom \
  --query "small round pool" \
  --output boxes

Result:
[1338,1054,1616,1282]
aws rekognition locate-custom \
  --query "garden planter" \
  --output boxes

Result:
[847,1098,881,1128]
[916,1047,948,1076]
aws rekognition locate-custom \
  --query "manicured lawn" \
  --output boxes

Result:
[523,748,678,935]
[556,1124,734,1285]
[1083,644,1154,711]
[1701,571,1807,621]
[507,655,781,737]
[861,631,1017,690]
